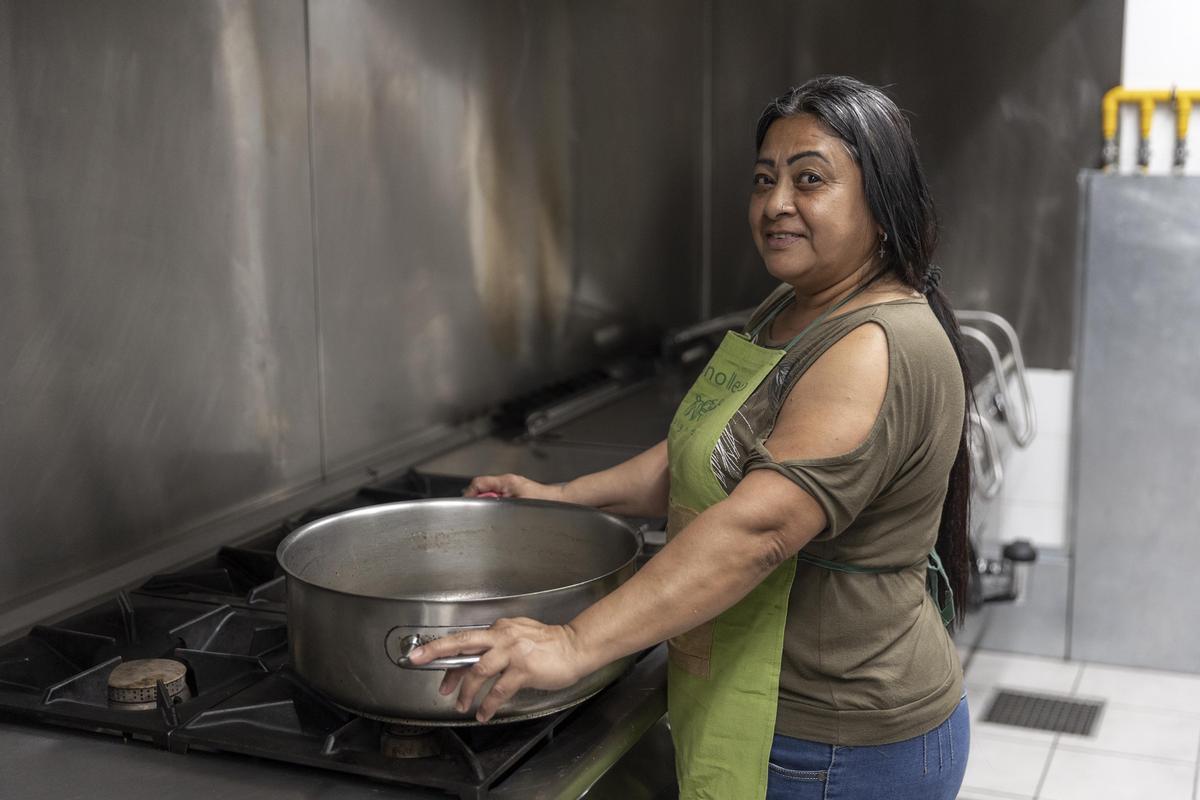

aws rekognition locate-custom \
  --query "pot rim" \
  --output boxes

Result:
[275,497,642,604]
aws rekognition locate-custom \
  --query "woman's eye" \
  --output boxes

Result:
[752,173,773,187]
[797,172,823,186]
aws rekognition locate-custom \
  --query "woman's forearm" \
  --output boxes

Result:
[566,471,824,674]
[560,439,669,517]
[406,471,825,722]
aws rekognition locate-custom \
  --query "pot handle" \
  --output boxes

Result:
[392,633,482,670]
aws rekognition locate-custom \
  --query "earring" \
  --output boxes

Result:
[877,231,889,260]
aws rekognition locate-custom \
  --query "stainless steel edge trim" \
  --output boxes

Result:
[525,380,651,437]
[303,0,329,481]
[490,644,669,799]
[1064,170,1094,662]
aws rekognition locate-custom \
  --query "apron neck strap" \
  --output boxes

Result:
[745,291,795,340]
[749,271,887,350]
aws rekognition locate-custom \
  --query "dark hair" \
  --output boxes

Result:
[756,75,973,626]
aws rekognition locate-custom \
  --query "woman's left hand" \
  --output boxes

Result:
[406,617,589,722]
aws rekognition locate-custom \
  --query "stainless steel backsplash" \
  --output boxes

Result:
[0,1,323,613]
[0,0,704,619]
[0,0,1119,621]
[708,0,1124,371]
[306,0,705,469]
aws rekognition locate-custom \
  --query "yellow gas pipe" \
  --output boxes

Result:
[1102,86,1173,170]
[1176,91,1197,168]
[1103,86,1200,171]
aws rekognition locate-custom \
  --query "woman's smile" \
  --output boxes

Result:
[764,229,808,249]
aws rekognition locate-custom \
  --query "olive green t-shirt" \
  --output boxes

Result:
[712,285,965,745]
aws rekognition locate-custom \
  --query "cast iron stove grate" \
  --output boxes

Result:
[173,665,589,800]
[0,592,287,744]
[0,469,665,797]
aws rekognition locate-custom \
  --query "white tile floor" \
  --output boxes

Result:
[958,649,1200,799]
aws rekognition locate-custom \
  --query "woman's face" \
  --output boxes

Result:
[749,114,880,289]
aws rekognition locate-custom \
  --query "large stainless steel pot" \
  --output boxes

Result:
[276,498,640,725]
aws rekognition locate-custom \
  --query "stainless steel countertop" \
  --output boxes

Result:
[532,378,692,450]
[415,375,694,483]
[0,716,418,800]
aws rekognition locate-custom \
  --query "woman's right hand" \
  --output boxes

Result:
[464,473,567,503]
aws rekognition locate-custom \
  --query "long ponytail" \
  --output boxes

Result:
[924,284,972,627]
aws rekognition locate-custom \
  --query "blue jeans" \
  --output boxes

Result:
[766,696,969,799]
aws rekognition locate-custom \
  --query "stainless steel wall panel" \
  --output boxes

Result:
[708,0,1124,369]
[0,0,1124,638]
[307,0,510,468]
[309,0,704,469]
[566,2,706,335]
[1069,174,1200,672]
[0,1,319,609]
[708,0,798,316]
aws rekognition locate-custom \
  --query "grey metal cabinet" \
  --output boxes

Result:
[1069,173,1200,672]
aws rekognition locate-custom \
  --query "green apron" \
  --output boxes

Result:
[664,282,953,798]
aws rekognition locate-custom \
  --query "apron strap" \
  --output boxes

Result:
[745,290,799,340]
[796,548,956,628]
[747,272,887,349]
[795,550,913,574]
[926,548,957,627]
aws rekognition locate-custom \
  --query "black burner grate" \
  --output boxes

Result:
[0,467,668,798]
[983,689,1104,736]
[0,594,285,744]
[172,665,604,800]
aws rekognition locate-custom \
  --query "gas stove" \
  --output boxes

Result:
[0,469,670,799]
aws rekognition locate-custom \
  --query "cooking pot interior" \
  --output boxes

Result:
[278,499,639,601]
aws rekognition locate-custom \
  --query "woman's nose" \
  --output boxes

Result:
[765,184,796,218]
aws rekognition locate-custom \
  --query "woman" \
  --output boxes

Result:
[411,75,971,799]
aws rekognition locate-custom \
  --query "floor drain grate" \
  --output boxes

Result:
[982,689,1104,736]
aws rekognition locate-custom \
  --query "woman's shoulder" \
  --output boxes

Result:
[860,301,964,392]
[862,299,954,348]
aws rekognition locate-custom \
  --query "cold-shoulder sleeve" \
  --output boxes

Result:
[713,302,963,544]
[739,311,922,540]
[742,421,896,539]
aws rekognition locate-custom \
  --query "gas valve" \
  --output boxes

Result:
[977,538,1038,605]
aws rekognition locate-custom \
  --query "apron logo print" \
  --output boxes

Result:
[682,392,723,421]
[703,366,747,393]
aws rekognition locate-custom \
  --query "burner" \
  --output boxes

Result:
[107,658,191,711]
[380,723,443,759]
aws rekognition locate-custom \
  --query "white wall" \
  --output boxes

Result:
[995,369,1073,551]
[1117,0,1200,174]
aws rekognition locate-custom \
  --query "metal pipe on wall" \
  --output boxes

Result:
[1101,86,1189,169]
